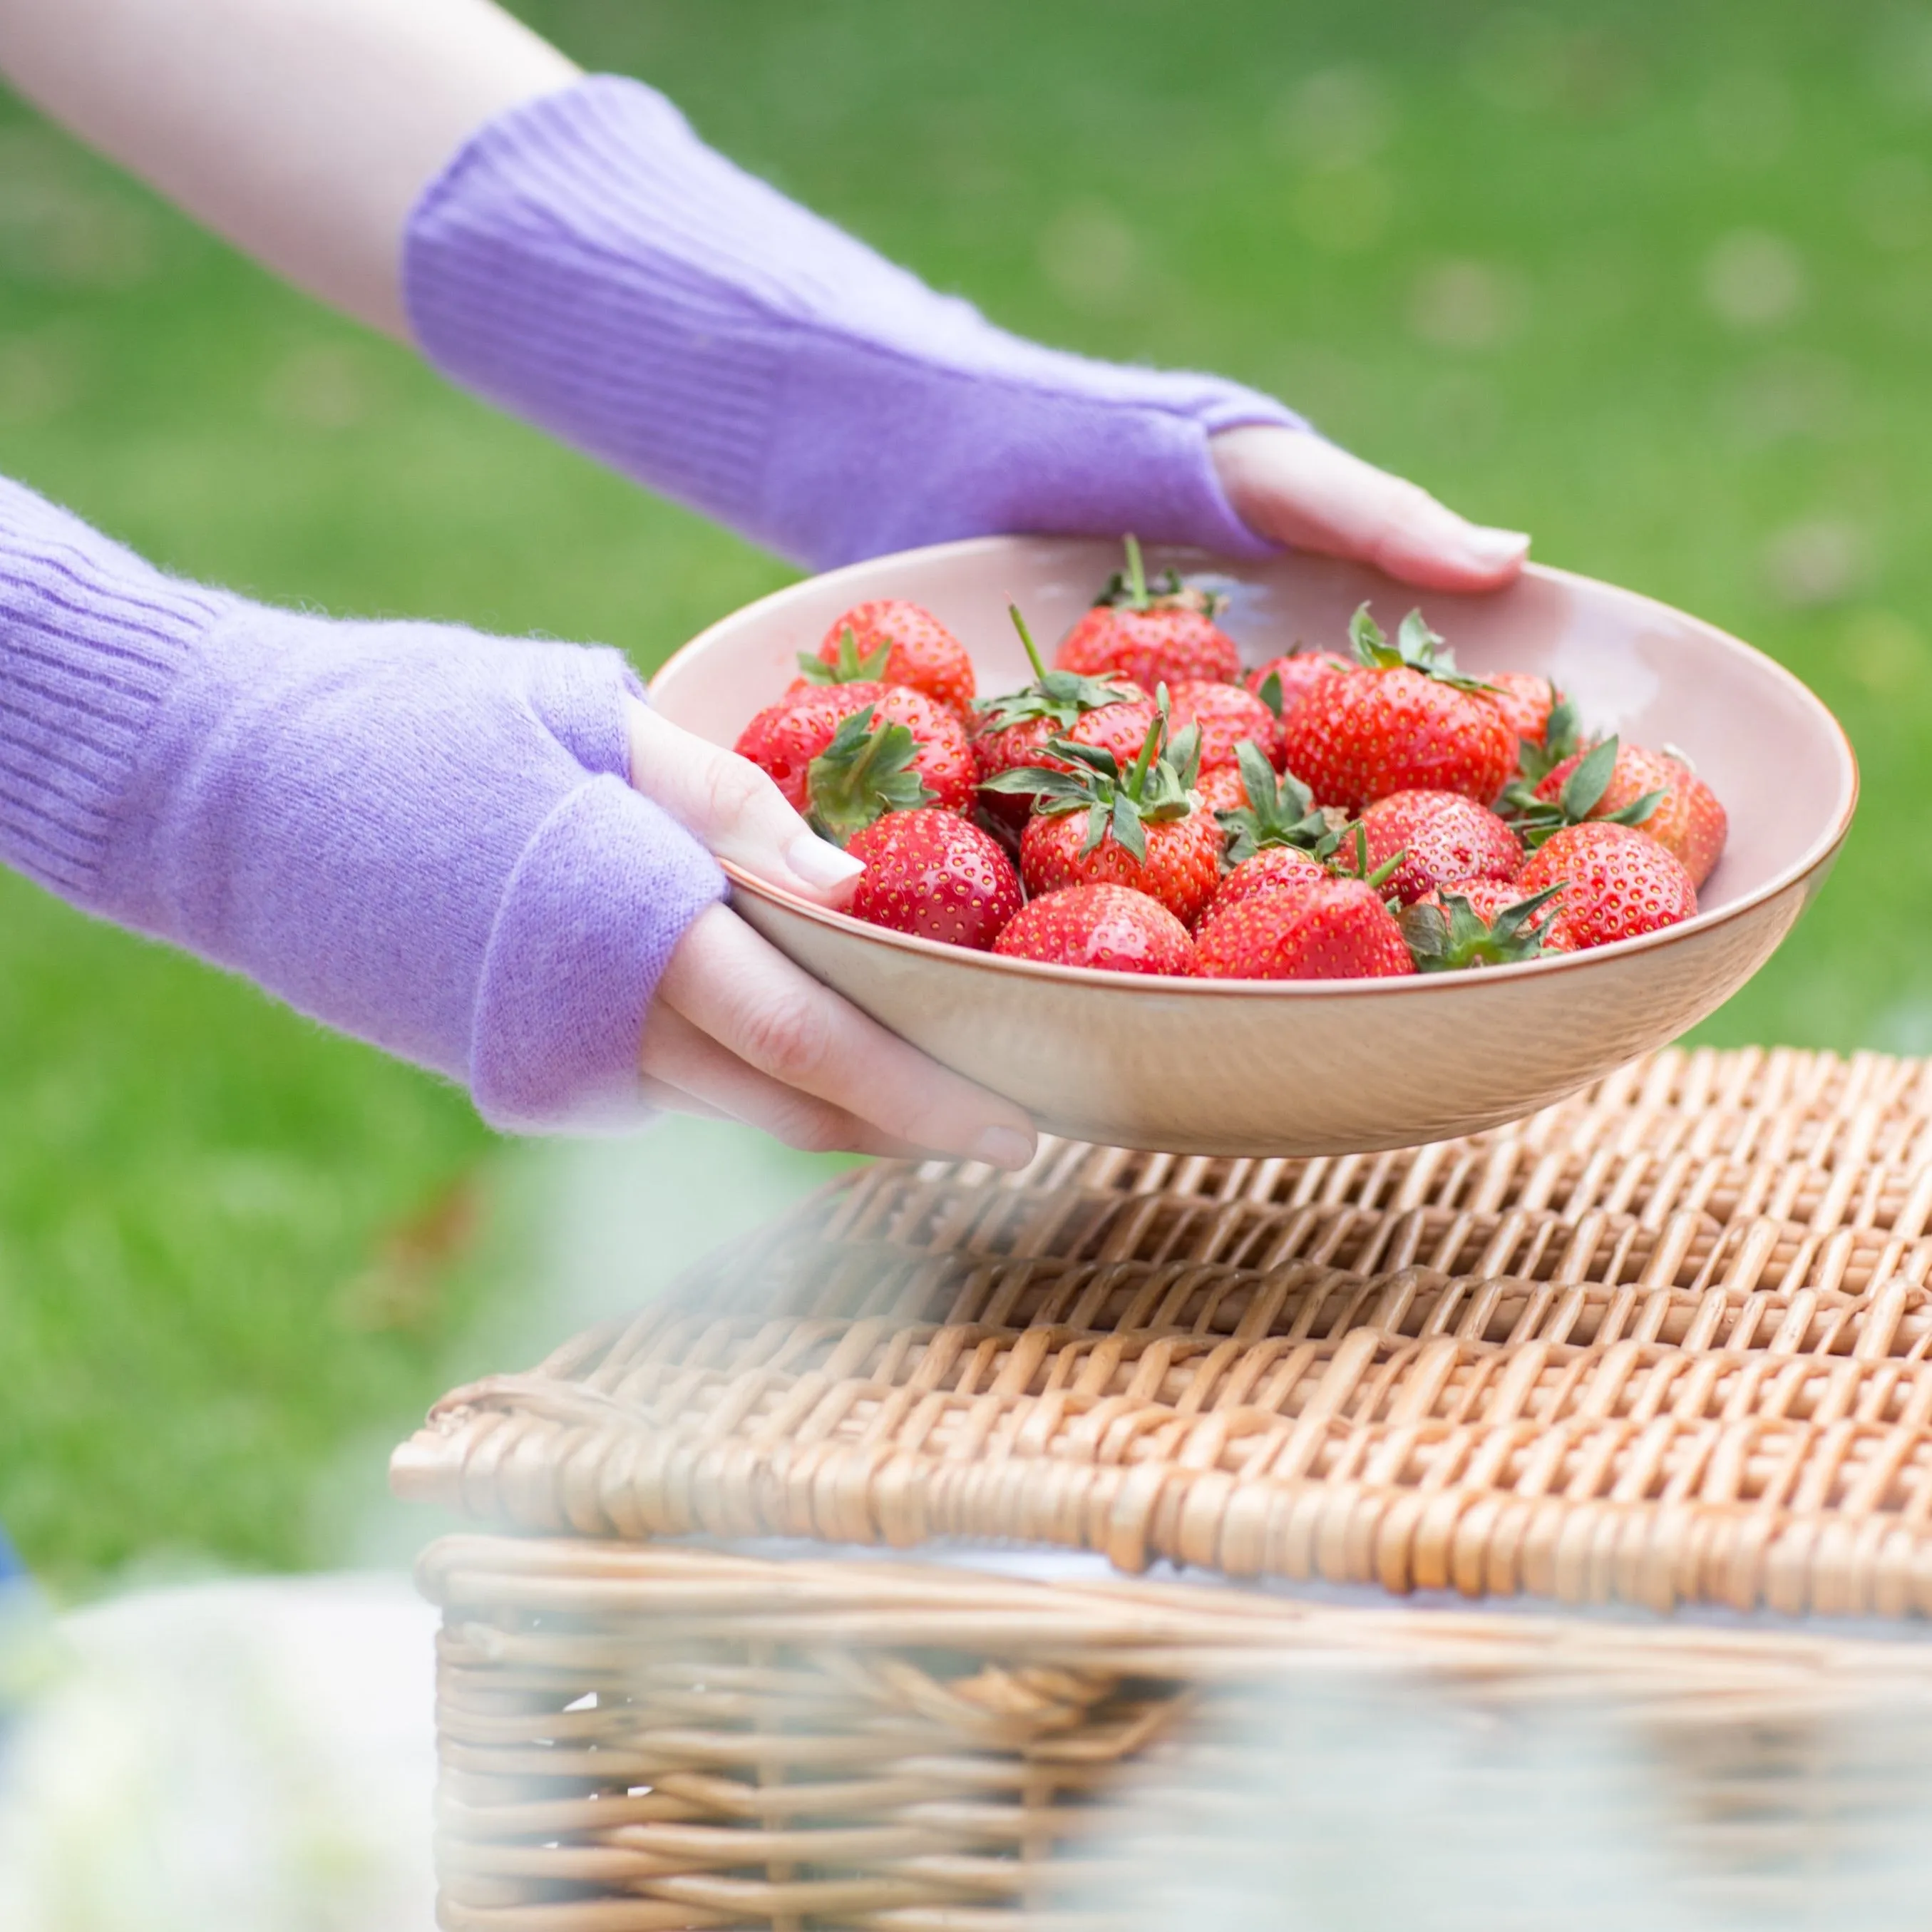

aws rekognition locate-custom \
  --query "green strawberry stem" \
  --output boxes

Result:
[1007,603,1049,684]
[1122,533,1149,609]
[804,704,935,845]
[975,608,1138,734]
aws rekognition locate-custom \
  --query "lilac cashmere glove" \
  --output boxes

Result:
[404,76,1305,570]
[0,477,724,1131]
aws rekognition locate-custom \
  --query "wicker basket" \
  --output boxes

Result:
[399,1048,1932,1928]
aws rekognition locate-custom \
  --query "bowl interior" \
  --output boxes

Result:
[653,536,1854,927]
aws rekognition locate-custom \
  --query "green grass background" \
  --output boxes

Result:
[4,0,1931,1587]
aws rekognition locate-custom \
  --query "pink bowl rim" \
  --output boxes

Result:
[652,538,1860,998]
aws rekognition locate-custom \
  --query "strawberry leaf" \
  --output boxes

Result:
[795,628,893,687]
[1516,689,1581,784]
[1255,669,1285,719]
[1346,601,1496,694]
[1556,735,1620,820]
[1218,740,1332,864]
[1401,885,1565,972]
[804,706,935,843]
[975,669,1138,734]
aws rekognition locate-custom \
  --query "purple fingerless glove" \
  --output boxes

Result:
[404,76,1306,570]
[0,477,724,1132]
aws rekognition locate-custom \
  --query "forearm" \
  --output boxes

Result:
[0,0,575,336]
[0,476,724,1129]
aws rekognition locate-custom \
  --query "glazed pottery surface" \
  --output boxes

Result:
[652,538,1856,1155]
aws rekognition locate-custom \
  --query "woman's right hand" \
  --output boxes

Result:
[625,700,1039,1168]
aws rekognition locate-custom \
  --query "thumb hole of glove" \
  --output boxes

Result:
[625,698,863,902]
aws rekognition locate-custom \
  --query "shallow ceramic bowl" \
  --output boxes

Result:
[652,537,1856,1156]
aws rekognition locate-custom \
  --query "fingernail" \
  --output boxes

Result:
[970,1126,1037,1171]
[1464,526,1531,569]
[786,832,865,890]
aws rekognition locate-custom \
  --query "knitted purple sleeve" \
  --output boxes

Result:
[404,76,1306,571]
[0,476,724,1132]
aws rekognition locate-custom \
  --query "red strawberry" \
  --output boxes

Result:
[1169,679,1280,770]
[996,704,1223,926]
[1055,534,1241,688]
[801,600,975,715]
[993,883,1196,975]
[1530,741,1727,888]
[1484,671,1558,750]
[1402,880,1573,970]
[972,609,1152,827]
[1246,651,1350,725]
[1356,788,1523,906]
[1205,844,1331,922]
[737,680,892,808]
[1196,875,1415,981]
[1278,606,1517,812]
[736,684,974,830]
[1516,821,1698,951]
[1195,763,1248,816]
[846,808,1022,949]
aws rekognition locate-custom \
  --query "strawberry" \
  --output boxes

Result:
[1484,671,1558,752]
[992,883,1197,975]
[1196,875,1415,981]
[1195,763,1249,817]
[846,807,1022,949]
[1515,821,1698,951]
[972,607,1149,827]
[1277,606,1517,812]
[990,703,1223,926]
[1247,651,1350,726]
[1055,534,1242,688]
[1402,880,1571,970]
[800,600,975,715]
[1169,679,1280,771]
[1526,739,1727,888]
[1356,788,1523,906]
[737,680,892,808]
[736,684,974,829]
[1205,844,1332,922]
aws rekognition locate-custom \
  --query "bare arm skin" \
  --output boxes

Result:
[0,0,576,338]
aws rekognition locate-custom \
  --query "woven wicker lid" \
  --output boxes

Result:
[393,1047,1932,1620]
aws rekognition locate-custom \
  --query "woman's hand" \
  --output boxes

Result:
[1212,426,1530,593]
[625,701,1039,1168]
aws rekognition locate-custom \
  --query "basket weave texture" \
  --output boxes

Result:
[402,1046,1932,1929]
[396,1046,1932,1619]
[421,1535,1932,1931]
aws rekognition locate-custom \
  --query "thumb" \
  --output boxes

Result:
[625,697,864,903]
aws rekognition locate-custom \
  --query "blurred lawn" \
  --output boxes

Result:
[4,0,1932,1586]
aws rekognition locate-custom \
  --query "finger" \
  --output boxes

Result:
[1211,426,1531,592]
[658,904,1038,1168]
[641,1000,936,1158]
[625,698,864,903]
[634,1074,732,1121]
